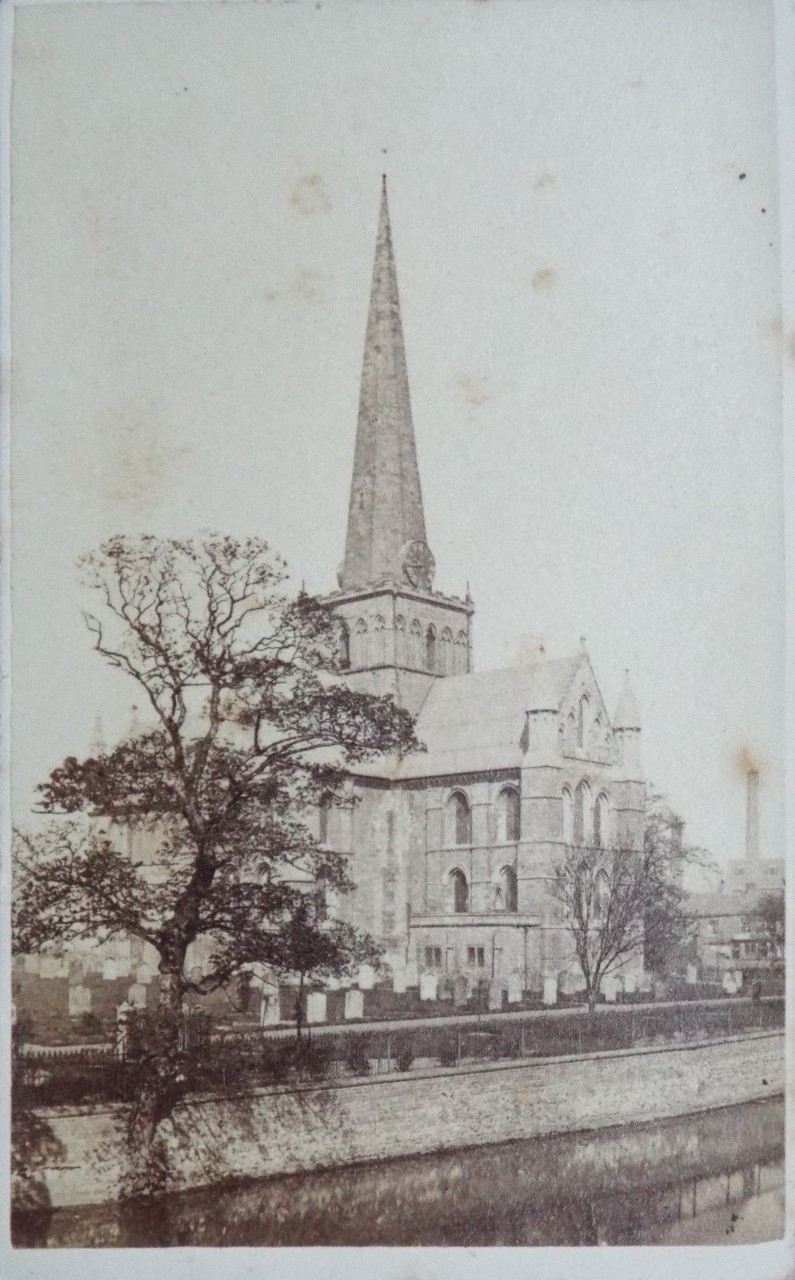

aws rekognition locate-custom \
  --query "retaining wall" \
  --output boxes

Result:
[25,1030,784,1208]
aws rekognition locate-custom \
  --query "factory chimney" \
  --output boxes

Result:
[745,769,760,864]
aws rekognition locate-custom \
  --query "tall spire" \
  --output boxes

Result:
[340,176,434,592]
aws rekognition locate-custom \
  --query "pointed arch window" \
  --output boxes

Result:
[450,868,469,914]
[593,793,609,849]
[337,620,350,670]
[577,695,589,749]
[574,780,591,846]
[318,795,332,845]
[446,792,471,846]
[426,625,437,672]
[497,864,518,913]
[593,870,610,924]
[441,627,454,675]
[352,618,368,668]
[373,614,386,664]
[395,615,406,666]
[409,619,422,667]
[562,787,574,845]
[496,787,520,843]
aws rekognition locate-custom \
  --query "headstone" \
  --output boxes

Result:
[128,983,147,1009]
[136,964,153,985]
[68,984,91,1016]
[23,954,40,975]
[392,964,407,995]
[639,971,653,994]
[419,972,438,1002]
[624,973,637,995]
[542,975,558,1006]
[487,980,503,1012]
[306,992,327,1024]
[507,972,523,1004]
[345,988,364,1020]
[686,963,698,985]
[722,972,736,995]
[357,964,375,991]
[453,974,469,1007]
[733,969,743,989]
[40,956,60,980]
[102,959,117,981]
[260,993,280,1026]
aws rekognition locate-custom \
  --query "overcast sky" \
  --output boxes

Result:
[10,0,783,866]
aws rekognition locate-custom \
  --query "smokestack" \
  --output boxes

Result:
[745,769,760,863]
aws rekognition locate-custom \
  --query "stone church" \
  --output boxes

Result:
[318,178,646,996]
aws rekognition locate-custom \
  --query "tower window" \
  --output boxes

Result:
[574,780,591,846]
[409,618,422,667]
[446,792,471,846]
[498,865,518,913]
[594,793,609,848]
[426,625,437,672]
[450,868,469,914]
[562,787,574,844]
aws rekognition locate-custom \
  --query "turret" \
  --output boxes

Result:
[613,669,642,773]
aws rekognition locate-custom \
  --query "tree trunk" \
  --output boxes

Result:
[295,971,305,1042]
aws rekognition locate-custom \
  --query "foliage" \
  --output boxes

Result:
[756,890,785,953]
[13,534,419,1036]
[550,788,710,1011]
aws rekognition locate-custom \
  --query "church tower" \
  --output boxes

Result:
[324,177,473,713]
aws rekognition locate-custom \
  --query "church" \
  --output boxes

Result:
[317,178,646,996]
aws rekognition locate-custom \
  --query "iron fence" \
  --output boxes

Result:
[14,996,784,1109]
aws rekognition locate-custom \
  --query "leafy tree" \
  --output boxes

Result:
[550,789,708,1011]
[756,890,785,958]
[13,534,419,1041]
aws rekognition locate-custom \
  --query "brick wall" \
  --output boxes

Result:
[30,1030,783,1209]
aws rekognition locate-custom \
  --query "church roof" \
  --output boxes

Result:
[354,655,582,780]
[340,176,431,592]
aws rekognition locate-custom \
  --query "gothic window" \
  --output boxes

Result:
[318,795,331,845]
[446,791,471,846]
[395,615,407,665]
[498,864,518,913]
[590,714,602,751]
[373,614,386,664]
[593,793,609,848]
[441,627,454,674]
[577,695,589,749]
[496,787,520,842]
[573,780,591,846]
[352,618,368,667]
[455,630,468,674]
[337,619,350,670]
[567,709,576,752]
[593,870,610,924]
[314,878,328,921]
[426,625,437,672]
[409,618,422,667]
[562,787,574,844]
[450,868,469,914]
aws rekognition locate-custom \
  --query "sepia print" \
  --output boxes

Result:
[3,0,789,1268]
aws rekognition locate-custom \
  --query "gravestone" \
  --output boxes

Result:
[507,972,523,1004]
[392,964,407,995]
[722,972,736,995]
[136,964,153,985]
[128,983,147,1009]
[686,963,698,985]
[40,956,60,979]
[23,955,40,975]
[453,974,469,1007]
[357,964,376,991]
[306,992,327,1024]
[624,973,637,995]
[102,959,117,981]
[419,972,438,1002]
[639,971,653,993]
[603,976,618,1004]
[542,975,558,1006]
[68,984,91,1016]
[488,980,503,1012]
[733,969,743,989]
[345,988,364,1020]
[260,992,280,1026]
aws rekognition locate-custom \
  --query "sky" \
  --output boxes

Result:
[10,0,784,867]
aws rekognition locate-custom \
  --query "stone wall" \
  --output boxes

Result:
[27,1030,783,1209]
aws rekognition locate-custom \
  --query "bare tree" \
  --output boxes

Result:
[550,790,708,1011]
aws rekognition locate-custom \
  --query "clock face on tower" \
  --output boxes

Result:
[400,540,435,590]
